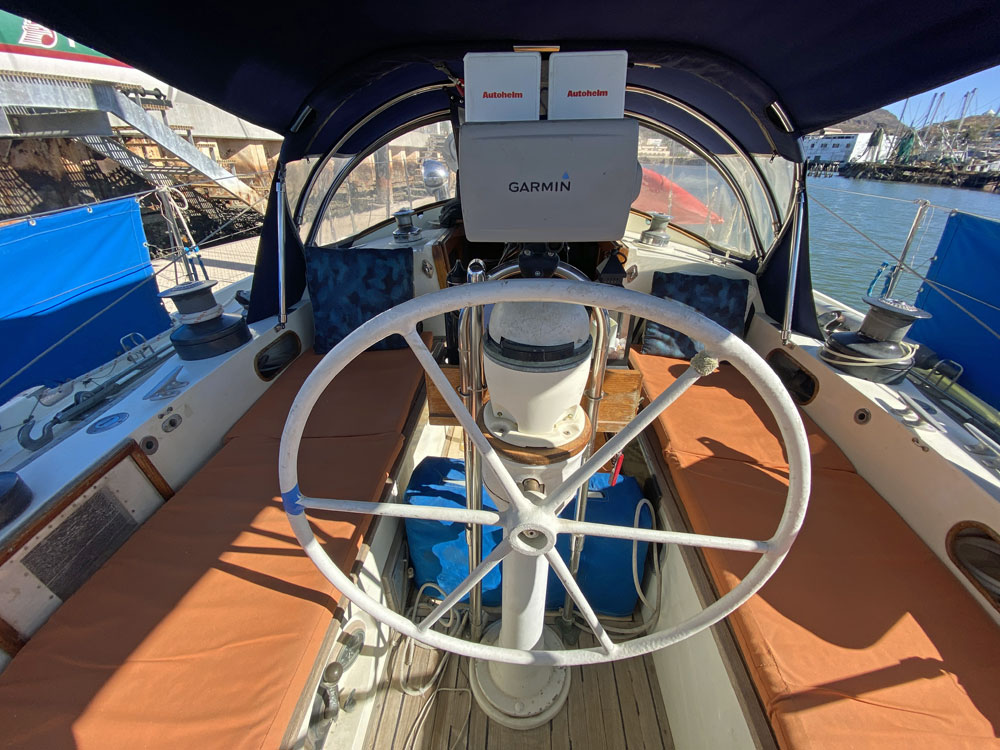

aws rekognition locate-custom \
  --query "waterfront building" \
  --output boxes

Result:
[802,129,895,164]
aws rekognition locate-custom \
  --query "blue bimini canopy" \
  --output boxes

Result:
[0,197,170,405]
[11,0,1000,140]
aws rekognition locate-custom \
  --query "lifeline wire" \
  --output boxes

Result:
[6,165,276,226]
[810,198,1000,314]
[0,257,187,395]
[808,183,1000,222]
[808,183,925,205]
[1,188,269,392]
[809,194,1000,340]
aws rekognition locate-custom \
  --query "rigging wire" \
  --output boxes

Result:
[1,184,269,392]
[1,222,253,314]
[0,258,187,395]
[808,183,1000,223]
[809,194,1000,341]
[4,257,178,316]
[1,165,277,226]
[806,183,919,204]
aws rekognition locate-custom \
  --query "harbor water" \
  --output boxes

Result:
[807,176,1000,309]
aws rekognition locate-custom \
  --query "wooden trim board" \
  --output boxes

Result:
[426,364,642,433]
[0,617,25,656]
[0,440,172,567]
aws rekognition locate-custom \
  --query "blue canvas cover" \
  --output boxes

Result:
[404,456,652,616]
[0,198,170,405]
[910,212,1000,411]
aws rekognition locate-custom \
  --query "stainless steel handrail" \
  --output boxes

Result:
[294,83,456,229]
[459,259,487,639]
[456,260,610,632]
[275,166,288,328]
[780,163,807,345]
[885,199,930,298]
[304,110,451,247]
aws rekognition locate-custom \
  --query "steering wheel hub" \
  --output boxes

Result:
[510,522,556,555]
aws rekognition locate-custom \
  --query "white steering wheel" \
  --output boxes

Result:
[279,279,810,667]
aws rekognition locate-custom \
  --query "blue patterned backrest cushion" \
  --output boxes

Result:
[305,246,414,354]
[641,271,750,359]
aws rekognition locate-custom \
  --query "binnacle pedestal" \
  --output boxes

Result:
[467,299,595,727]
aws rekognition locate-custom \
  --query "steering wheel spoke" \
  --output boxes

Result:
[544,549,616,655]
[403,329,533,515]
[299,495,502,527]
[280,279,811,667]
[544,364,706,515]
[557,518,770,554]
[419,539,512,632]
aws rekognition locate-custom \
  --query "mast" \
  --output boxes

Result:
[890,98,909,164]
[930,92,945,159]
[915,92,938,150]
[955,88,976,162]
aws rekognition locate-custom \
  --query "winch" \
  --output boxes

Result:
[159,280,251,361]
[392,208,422,244]
[0,471,31,530]
[820,296,931,384]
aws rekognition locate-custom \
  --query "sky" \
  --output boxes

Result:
[883,64,1000,125]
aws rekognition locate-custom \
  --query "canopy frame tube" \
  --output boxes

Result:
[294,86,794,260]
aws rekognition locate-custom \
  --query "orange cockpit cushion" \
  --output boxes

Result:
[226,340,429,443]
[632,350,1000,748]
[0,328,430,749]
[632,353,854,472]
[0,433,401,750]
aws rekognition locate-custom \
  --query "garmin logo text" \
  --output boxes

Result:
[566,89,609,98]
[508,179,572,193]
[482,90,524,99]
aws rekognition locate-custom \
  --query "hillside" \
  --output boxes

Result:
[926,113,999,142]
[826,108,904,133]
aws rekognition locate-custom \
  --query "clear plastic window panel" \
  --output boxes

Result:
[632,125,755,257]
[312,122,456,247]
[754,154,796,225]
[718,153,777,249]
[286,154,350,244]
